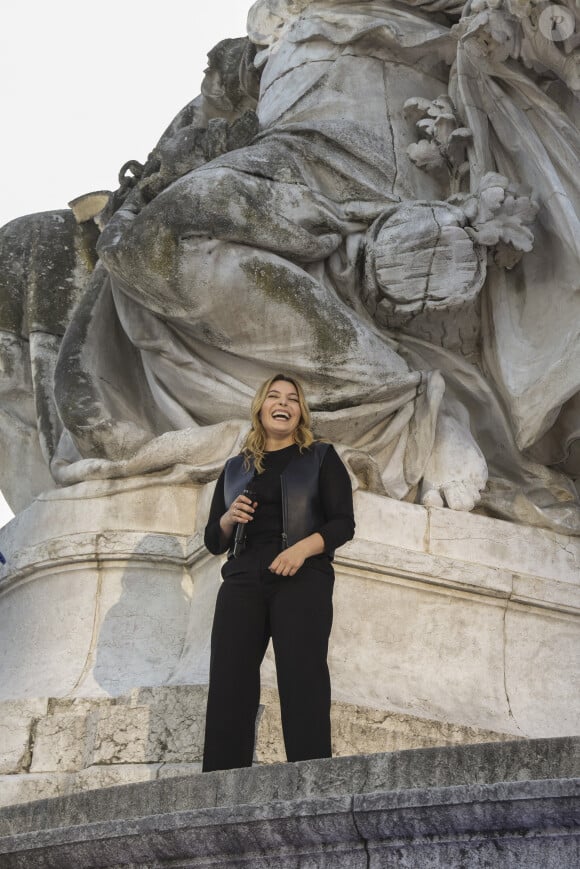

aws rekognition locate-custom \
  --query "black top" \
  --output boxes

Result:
[204,443,355,559]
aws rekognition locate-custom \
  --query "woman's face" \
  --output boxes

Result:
[259,379,302,442]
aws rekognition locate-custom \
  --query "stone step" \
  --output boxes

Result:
[0,685,515,808]
[0,737,578,867]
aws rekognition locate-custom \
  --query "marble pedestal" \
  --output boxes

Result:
[0,481,578,806]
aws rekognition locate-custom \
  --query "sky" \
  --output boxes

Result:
[0,0,253,530]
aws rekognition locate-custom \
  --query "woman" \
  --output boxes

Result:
[202,373,355,771]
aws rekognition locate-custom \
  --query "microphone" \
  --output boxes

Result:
[232,488,256,558]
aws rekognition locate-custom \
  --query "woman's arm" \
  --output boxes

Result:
[204,469,257,554]
[204,470,230,554]
[316,445,356,552]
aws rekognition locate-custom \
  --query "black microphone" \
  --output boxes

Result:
[232,488,256,558]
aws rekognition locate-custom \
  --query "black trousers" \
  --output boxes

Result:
[202,543,334,772]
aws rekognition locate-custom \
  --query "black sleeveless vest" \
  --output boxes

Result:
[223,443,331,554]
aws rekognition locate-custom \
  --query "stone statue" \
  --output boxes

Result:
[1,0,579,535]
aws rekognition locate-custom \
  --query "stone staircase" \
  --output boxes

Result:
[0,685,512,809]
[0,737,578,867]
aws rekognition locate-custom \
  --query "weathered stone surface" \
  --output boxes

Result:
[2,0,580,539]
[91,690,205,766]
[157,762,203,780]
[0,721,32,776]
[0,739,577,868]
[0,774,72,809]
[0,701,47,775]
[256,687,513,766]
[73,764,160,792]
[0,209,99,511]
[0,484,199,700]
[428,506,580,586]
[0,487,578,744]
[3,736,578,829]
[124,686,207,763]
[357,779,580,868]
[30,712,98,774]
[0,682,517,808]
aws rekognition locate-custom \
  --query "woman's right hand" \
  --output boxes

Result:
[220,493,257,536]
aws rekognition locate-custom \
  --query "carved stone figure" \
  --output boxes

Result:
[1,1,579,535]
[0,210,99,510]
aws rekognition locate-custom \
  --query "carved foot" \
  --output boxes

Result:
[420,409,488,511]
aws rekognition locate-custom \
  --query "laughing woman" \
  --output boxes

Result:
[202,373,355,771]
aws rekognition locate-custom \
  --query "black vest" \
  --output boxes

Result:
[223,443,331,554]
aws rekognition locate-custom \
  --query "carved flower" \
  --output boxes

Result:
[450,173,538,266]
[404,96,472,192]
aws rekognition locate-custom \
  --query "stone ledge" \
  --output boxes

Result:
[0,686,513,808]
[0,739,577,868]
[1,737,577,832]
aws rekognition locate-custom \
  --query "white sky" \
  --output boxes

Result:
[0,0,253,530]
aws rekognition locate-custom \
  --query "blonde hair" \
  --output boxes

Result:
[242,374,314,472]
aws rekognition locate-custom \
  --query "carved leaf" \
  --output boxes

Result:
[417,118,436,138]
[452,171,537,255]
[428,96,454,116]
[471,192,537,251]
[447,128,472,167]
[433,114,457,146]
[469,220,532,251]
[407,141,445,170]
[477,184,507,220]
[479,171,509,189]
[403,97,433,125]
[449,127,472,141]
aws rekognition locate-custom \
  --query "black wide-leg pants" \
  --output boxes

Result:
[202,543,334,772]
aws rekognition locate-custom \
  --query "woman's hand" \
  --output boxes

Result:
[219,493,257,539]
[269,533,325,576]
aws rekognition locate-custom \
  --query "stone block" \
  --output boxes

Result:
[351,491,427,552]
[91,687,206,766]
[504,606,580,737]
[0,700,47,774]
[0,564,99,698]
[1,483,199,555]
[255,688,513,767]
[0,768,165,811]
[48,697,111,716]
[30,711,97,773]
[330,701,513,757]
[0,718,32,775]
[91,706,151,765]
[428,506,580,584]
[75,764,159,792]
[75,560,194,698]
[0,773,72,808]
[130,685,207,763]
[328,562,512,733]
[157,762,203,779]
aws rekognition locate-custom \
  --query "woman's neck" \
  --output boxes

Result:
[265,436,295,452]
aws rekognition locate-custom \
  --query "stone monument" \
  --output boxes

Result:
[0,0,579,820]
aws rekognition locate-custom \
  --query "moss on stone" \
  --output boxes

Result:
[147,224,179,283]
[77,220,100,275]
[243,256,355,364]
